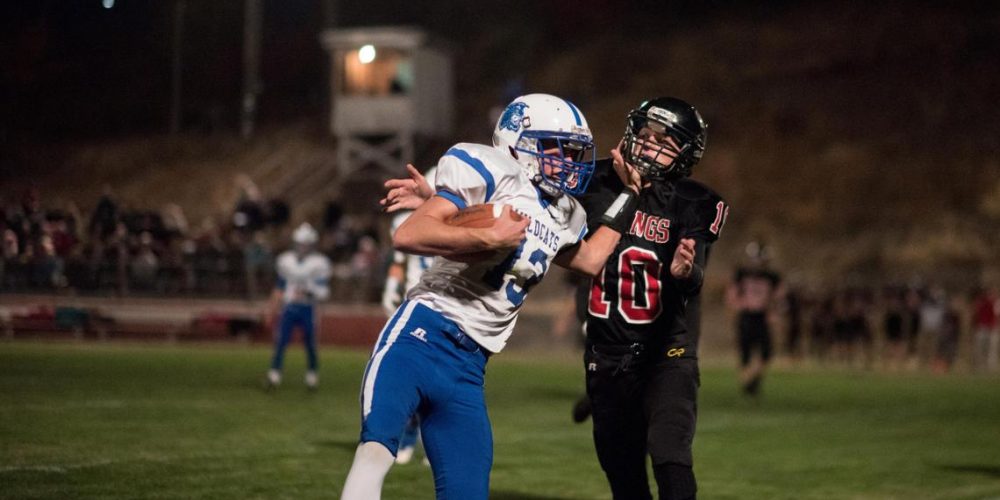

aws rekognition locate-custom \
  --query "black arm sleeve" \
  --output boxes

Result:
[671,179,726,296]
[580,159,623,231]
[674,239,711,296]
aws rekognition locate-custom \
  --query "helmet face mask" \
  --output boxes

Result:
[623,97,707,181]
[493,94,596,197]
[518,129,595,196]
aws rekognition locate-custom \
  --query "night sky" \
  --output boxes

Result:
[0,0,801,141]
[2,1,317,139]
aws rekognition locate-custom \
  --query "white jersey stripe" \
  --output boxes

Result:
[369,302,405,357]
[362,300,418,418]
[360,276,412,403]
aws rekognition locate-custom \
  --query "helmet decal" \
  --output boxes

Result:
[499,102,529,132]
[647,106,678,125]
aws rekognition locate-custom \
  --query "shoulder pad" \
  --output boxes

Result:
[678,179,728,243]
[673,178,723,203]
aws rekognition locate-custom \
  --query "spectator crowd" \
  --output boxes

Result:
[5,184,998,375]
[1,180,386,302]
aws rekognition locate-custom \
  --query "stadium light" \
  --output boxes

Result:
[358,44,376,64]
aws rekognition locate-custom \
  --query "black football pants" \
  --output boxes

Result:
[585,347,699,500]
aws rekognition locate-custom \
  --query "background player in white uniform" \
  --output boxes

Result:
[266,223,331,390]
[341,94,642,500]
[380,167,437,465]
[381,167,438,316]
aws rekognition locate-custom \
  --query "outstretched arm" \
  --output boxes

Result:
[555,144,643,277]
[554,225,623,277]
[380,164,434,213]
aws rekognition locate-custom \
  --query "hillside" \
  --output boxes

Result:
[5,122,346,226]
[5,0,999,287]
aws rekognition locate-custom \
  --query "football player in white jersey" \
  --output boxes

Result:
[266,222,332,390]
[341,94,643,500]
[381,167,437,465]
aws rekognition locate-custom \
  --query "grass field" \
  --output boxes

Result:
[2,341,1000,499]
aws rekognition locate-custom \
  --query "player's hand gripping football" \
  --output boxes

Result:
[670,238,696,279]
[485,205,530,250]
[380,164,434,212]
[611,139,644,192]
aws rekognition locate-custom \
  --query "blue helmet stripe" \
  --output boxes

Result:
[563,99,582,126]
[445,147,496,202]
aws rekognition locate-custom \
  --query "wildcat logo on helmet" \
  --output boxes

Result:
[499,102,529,132]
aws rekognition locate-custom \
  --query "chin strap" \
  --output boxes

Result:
[534,174,563,198]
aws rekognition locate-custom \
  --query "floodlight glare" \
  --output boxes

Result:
[358,45,376,64]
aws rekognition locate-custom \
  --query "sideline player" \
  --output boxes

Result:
[579,97,727,500]
[726,242,781,396]
[381,167,437,465]
[341,94,642,500]
[265,222,331,390]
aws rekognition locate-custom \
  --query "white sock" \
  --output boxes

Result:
[341,441,395,500]
[395,446,414,465]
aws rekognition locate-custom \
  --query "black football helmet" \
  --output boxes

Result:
[622,97,708,180]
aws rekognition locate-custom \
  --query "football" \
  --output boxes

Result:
[443,204,523,263]
[444,203,523,228]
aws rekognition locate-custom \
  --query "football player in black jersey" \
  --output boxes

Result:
[577,97,728,500]
[726,243,782,397]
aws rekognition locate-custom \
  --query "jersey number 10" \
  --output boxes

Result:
[589,246,663,324]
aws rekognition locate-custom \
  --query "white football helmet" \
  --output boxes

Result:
[492,93,595,197]
[292,222,318,246]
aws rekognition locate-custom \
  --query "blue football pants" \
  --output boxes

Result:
[270,303,318,371]
[359,300,492,500]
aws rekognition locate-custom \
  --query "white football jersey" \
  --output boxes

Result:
[276,251,332,304]
[406,143,589,353]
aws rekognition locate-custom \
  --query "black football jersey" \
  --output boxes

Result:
[731,267,781,314]
[578,159,729,352]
